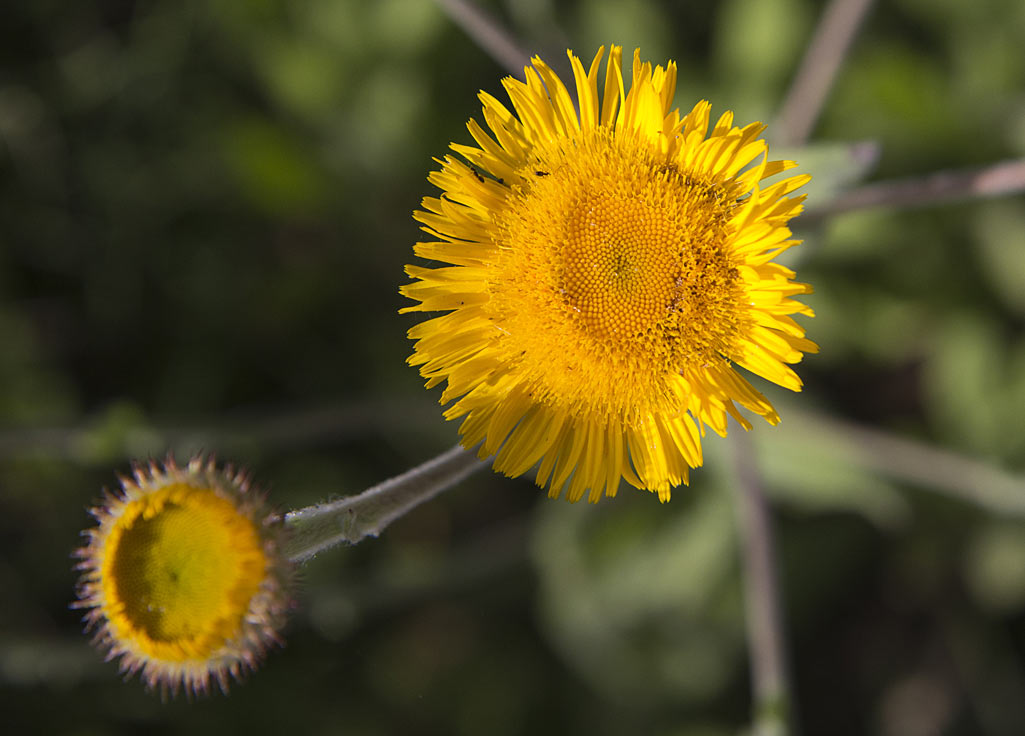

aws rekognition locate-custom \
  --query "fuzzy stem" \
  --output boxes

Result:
[282,444,486,563]
[731,430,794,736]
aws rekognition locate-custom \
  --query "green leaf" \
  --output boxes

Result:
[530,484,743,709]
[965,521,1025,614]
[770,140,880,207]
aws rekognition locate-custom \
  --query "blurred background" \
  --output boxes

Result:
[3,0,1025,734]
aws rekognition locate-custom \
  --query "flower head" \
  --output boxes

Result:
[73,457,291,696]
[402,46,817,503]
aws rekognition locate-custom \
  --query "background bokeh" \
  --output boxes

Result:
[3,0,1025,734]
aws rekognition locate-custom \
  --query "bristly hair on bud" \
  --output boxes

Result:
[73,455,293,697]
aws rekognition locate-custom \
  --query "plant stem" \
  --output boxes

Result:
[783,408,1025,516]
[432,0,530,77]
[801,157,1025,221]
[731,430,794,736]
[282,444,487,563]
[773,0,876,146]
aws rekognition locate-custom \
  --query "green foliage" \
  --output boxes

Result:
[771,141,880,205]
[532,482,742,709]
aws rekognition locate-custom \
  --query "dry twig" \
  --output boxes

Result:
[774,0,876,146]
[432,0,531,77]
[802,157,1025,221]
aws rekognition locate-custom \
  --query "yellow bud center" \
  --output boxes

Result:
[101,484,267,662]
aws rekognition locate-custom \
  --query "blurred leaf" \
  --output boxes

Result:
[0,637,100,689]
[753,418,912,529]
[923,313,1025,459]
[974,200,1025,316]
[220,118,331,216]
[344,65,430,167]
[73,401,163,464]
[56,31,126,109]
[575,0,672,66]
[772,140,880,207]
[259,40,349,120]
[824,42,957,170]
[816,209,893,262]
[800,280,928,363]
[531,484,742,709]
[714,0,811,118]
[369,0,445,53]
[0,311,77,424]
[964,520,1025,614]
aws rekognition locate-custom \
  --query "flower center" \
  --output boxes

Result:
[487,131,744,419]
[560,192,684,340]
[101,484,266,662]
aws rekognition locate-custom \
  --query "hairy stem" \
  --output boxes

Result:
[282,444,486,563]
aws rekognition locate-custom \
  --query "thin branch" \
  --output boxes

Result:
[773,0,876,146]
[801,157,1025,221]
[282,444,487,562]
[432,0,531,77]
[0,399,438,461]
[731,429,794,736]
[13,399,1025,518]
[785,409,1025,516]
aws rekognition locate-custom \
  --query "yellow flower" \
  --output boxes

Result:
[401,46,817,503]
[74,457,291,695]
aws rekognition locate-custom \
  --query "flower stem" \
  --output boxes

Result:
[731,430,794,736]
[282,444,486,563]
